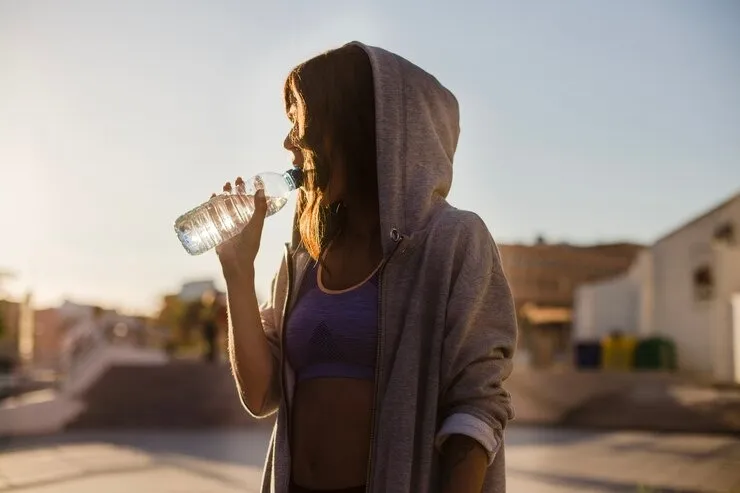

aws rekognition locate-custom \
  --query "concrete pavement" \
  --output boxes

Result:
[1,427,739,492]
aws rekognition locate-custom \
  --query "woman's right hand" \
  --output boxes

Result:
[213,177,268,281]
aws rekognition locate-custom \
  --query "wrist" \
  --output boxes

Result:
[222,263,255,284]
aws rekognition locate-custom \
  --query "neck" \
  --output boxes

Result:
[342,198,380,241]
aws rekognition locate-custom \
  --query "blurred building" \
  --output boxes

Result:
[573,250,653,341]
[1,302,95,373]
[574,191,740,382]
[156,280,227,356]
[0,299,21,371]
[33,308,65,370]
[499,240,643,367]
[178,280,219,303]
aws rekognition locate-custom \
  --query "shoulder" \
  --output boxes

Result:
[438,207,491,238]
[428,205,498,261]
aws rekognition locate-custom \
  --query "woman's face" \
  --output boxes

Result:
[283,96,305,168]
[283,86,346,206]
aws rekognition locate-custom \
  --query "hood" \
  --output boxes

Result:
[350,42,460,256]
[288,43,461,256]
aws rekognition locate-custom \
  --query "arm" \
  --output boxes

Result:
[437,213,518,486]
[440,434,488,493]
[225,267,281,418]
[217,187,281,418]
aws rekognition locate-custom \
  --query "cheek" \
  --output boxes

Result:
[325,165,348,203]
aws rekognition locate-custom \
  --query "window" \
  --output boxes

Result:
[713,222,735,245]
[693,265,714,301]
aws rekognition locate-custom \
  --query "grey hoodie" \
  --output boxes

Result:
[243,42,517,493]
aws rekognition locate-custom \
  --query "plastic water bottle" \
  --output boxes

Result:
[174,167,303,255]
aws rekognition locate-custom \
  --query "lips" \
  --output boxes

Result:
[291,150,304,167]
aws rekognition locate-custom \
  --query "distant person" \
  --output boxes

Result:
[202,316,217,363]
[200,290,219,363]
[214,43,517,493]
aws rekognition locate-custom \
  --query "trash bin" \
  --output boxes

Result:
[601,332,637,371]
[574,341,602,369]
[634,337,677,371]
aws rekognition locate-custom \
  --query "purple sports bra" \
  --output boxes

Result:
[285,260,380,382]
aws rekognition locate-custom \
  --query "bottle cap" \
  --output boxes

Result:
[285,167,304,189]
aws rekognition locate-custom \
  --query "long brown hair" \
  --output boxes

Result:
[284,45,377,260]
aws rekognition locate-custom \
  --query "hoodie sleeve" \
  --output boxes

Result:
[437,212,517,463]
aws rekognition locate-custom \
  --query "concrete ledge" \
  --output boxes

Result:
[508,369,740,434]
[0,390,84,436]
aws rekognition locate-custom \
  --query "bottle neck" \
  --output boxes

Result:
[283,167,303,191]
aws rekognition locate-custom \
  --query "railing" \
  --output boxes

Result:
[59,319,169,396]
[61,321,107,383]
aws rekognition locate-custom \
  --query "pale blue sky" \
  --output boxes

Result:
[1,0,738,314]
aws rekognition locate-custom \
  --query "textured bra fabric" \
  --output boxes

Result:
[285,261,379,382]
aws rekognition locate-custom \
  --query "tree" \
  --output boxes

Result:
[155,295,186,346]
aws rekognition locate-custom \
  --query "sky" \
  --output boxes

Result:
[1,0,739,315]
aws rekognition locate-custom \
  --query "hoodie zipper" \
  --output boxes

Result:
[280,243,304,493]
[279,244,292,481]
[365,231,404,493]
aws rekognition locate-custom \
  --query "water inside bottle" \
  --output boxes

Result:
[175,192,288,255]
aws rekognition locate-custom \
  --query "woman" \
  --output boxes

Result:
[216,42,517,493]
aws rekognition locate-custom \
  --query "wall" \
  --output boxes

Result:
[733,294,740,383]
[573,249,653,341]
[571,195,739,378]
[709,243,740,382]
[33,308,65,370]
[573,275,636,340]
[634,250,654,337]
[651,196,740,376]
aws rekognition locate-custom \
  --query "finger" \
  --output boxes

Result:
[255,188,267,209]
[234,176,246,194]
[245,189,268,234]
[254,189,267,216]
[222,182,232,193]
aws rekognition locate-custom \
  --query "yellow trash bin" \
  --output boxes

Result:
[601,332,636,371]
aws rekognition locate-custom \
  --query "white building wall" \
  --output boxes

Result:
[572,195,740,379]
[573,249,652,341]
[572,286,595,340]
[710,243,740,382]
[732,294,740,384]
[652,197,740,376]
[634,251,654,337]
[573,275,637,340]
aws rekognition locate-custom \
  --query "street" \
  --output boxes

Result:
[1,426,738,492]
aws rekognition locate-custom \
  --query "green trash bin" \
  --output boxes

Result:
[657,337,677,370]
[634,337,677,370]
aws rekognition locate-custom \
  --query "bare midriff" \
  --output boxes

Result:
[290,377,374,490]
